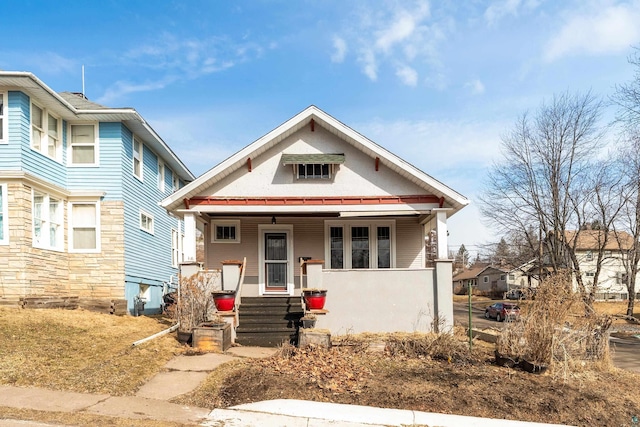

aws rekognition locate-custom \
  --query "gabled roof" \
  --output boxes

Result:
[564,230,634,251]
[453,265,487,281]
[0,71,194,181]
[161,105,470,213]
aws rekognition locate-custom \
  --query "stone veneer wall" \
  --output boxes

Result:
[0,182,125,299]
[67,200,125,299]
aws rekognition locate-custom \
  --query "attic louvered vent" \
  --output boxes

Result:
[281,153,345,180]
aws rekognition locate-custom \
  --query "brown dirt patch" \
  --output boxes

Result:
[179,334,640,427]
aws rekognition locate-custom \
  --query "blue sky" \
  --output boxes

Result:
[3,0,640,257]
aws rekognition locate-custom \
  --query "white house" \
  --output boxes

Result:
[161,106,469,338]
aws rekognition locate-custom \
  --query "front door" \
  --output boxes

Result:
[264,232,288,292]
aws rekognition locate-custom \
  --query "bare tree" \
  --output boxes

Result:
[480,91,607,304]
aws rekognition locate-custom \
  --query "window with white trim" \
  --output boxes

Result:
[32,191,63,250]
[483,276,488,283]
[586,251,593,261]
[212,220,240,243]
[69,202,99,252]
[325,221,394,269]
[172,172,179,192]
[30,103,62,161]
[0,183,7,244]
[133,136,143,180]
[171,228,184,267]
[69,124,97,165]
[140,211,154,234]
[158,160,165,192]
[0,92,7,143]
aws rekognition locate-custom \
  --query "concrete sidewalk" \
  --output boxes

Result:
[204,399,575,427]
[0,345,277,425]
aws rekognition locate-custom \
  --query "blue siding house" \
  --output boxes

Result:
[0,71,194,313]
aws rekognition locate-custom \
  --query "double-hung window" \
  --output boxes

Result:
[158,160,165,192]
[172,172,180,192]
[0,183,7,244]
[69,124,97,165]
[171,228,184,267]
[133,136,143,180]
[33,191,63,250]
[140,211,154,234]
[326,221,394,269]
[0,92,7,143]
[31,103,62,161]
[69,202,99,252]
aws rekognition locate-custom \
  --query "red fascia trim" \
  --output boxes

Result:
[188,195,440,206]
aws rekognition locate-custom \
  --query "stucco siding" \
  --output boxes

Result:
[316,269,437,334]
[201,126,429,198]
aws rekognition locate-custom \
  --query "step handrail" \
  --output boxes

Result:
[234,257,247,323]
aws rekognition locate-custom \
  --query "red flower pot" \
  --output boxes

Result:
[303,289,327,310]
[213,291,236,311]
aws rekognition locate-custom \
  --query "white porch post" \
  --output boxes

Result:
[183,212,197,263]
[435,209,449,260]
[433,208,453,332]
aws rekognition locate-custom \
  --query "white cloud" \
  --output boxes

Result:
[335,0,448,86]
[97,32,268,103]
[331,36,347,63]
[544,2,640,62]
[465,79,485,95]
[484,0,540,26]
[396,65,418,86]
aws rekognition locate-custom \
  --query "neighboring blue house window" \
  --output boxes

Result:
[0,92,6,143]
[30,103,62,162]
[33,191,63,251]
[172,172,180,192]
[171,228,184,267]
[133,136,143,180]
[69,124,97,165]
[140,210,154,234]
[0,183,7,244]
[158,160,165,192]
[69,202,100,252]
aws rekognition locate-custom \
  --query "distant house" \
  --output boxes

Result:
[0,71,194,312]
[562,230,637,300]
[452,265,487,294]
[161,106,469,338]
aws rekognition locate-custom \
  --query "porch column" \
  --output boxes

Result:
[183,212,197,263]
[434,208,449,260]
[433,208,453,332]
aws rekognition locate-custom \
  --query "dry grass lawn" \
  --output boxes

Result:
[0,307,183,395]
[2,301,640,427]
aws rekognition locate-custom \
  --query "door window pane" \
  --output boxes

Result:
[265,233,287,260]
[351,226,369,269]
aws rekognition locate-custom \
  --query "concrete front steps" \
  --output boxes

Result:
[235,297,304,347]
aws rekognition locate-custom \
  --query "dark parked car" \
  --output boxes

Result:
[485,302,520,322]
